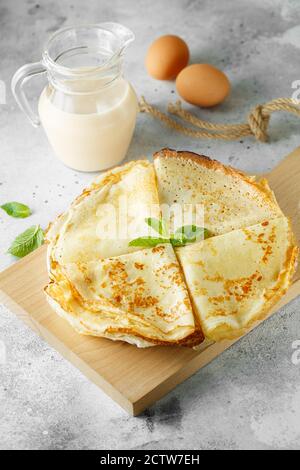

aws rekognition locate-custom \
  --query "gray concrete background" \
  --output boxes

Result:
[0,0,300,450]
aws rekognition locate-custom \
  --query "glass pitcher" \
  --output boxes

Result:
[11,23,138,172]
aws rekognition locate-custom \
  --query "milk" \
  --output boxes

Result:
[38,77,138,172]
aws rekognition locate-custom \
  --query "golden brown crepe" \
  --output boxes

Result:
[46,244,204,347]
[45,150,298,347]
[176,217,298,341]
[46,160,161,264]
[154,148,283,235]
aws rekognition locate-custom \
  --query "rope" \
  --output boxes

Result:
[139,96,300,142]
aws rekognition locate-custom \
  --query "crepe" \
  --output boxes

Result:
[46,244,204,347]
[154,148,282,235]
[45,149,298,347]
[46,160,161,264]
[176,216,298,341]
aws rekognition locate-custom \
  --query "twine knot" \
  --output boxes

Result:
[247,104,270,142]
[139,96,300,142]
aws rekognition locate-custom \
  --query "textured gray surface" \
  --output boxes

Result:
[0,0,300,450]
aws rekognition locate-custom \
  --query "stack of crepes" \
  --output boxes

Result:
[45,149,298,347]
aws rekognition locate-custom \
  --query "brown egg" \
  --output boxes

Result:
[145,35,189,80]
[176,64,231,107]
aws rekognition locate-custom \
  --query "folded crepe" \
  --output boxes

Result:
[154,148,282,235]
[47,160,161,264]
[45,150,298,347]
[176,217,298,341]
[45,244,204,347]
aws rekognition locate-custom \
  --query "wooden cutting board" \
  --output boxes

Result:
[1,147,300,416]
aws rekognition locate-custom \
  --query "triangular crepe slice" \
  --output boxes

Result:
[176,217,298,342]
[46,160,161,264]
[45,244,204,347]
[154,148,282,236]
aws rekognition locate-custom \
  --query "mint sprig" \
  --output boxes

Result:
[7,225,44,258]
[129,218,211,248]
[1,202,31,218]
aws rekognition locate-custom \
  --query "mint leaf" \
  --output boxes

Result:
[175,225,211,242]
[129,236,170,248]
[1,202,31,218]
[7,225,44,258]
[145,217,169,237]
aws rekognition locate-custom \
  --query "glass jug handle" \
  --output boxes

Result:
[11,62,46,127]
